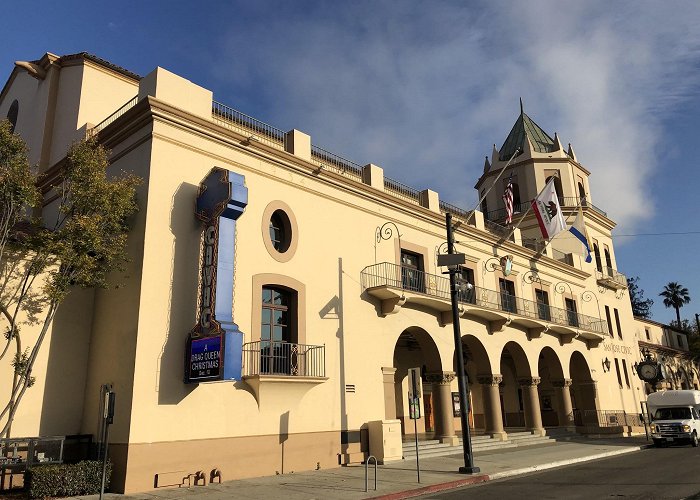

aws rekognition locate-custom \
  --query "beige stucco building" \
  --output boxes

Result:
[1,52,697,493]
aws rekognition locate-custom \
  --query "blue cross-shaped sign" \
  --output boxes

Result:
[186,167,248,383]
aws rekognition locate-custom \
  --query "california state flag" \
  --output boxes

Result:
[531,179,566,239]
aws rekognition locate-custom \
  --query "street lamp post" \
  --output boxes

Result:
[446,212,480,474]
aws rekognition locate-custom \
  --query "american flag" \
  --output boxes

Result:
[502,173,514,225]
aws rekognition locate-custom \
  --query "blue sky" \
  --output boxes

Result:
[3,1,699,324]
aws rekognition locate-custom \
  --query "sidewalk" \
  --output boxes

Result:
[77,436,651,500]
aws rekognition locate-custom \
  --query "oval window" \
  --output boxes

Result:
[269,210,291,253]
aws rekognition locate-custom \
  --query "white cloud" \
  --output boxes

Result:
[211,1,700,231]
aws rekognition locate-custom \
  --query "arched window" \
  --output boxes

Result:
[577,182,587,206]
[260,285,298,374]
[545,175,564,203]
[512,182,521,209]
[7,100,18,133]
[593,243,602,272]
[480,190,488,215]
[604,248,613,275]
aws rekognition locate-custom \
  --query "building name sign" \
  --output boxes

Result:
[199,225,217,330]
[603,343,633,356]
[185,167,248,384]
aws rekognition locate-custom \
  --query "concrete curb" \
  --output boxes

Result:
[368,444,651,500]
[368,475,490,500]
[489,444,650,480]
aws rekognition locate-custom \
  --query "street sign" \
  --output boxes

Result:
[409,396,421,420]
[408,367,422,400]
[437,253,466,267]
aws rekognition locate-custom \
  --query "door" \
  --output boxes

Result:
[535,289,551,321]
[424,392,434,432]
[401,250,424,292]
[565,298,579,327]
[499,278,517,313]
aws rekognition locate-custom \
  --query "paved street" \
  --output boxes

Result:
[418,445,700,499]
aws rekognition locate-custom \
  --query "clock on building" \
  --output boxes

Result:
[637,361,660,382]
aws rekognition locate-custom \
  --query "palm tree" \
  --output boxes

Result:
[659,282,691,326]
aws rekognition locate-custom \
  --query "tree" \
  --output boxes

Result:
[670,319,695,334]
[627,276,653,318]
[659,282,691,326]
[0,127,140,437]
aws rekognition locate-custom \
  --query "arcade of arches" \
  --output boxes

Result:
[388,327,599,442]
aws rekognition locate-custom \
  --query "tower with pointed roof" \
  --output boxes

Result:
[475,101,616,270]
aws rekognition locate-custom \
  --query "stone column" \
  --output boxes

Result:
[552,378,575,430]
[381,367,397,420]
[519,377,545,436]
[425,372,459,445]
[477,375,507,441]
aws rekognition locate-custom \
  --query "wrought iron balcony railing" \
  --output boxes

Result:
[310,145,363,180]
[92,96,138,135]
[212,101,286,149]
[573,409,642,427]
[242,341,325,377]
[596,267,627,288]
[439,201,477,227]
[485,196,608,222]
[361,262,608,335]
[484,219,515,241]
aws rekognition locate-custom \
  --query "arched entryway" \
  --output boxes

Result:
[452,334,493,437]
[538,347,574,428]
[392,327,443,439]
[570,351,599,426]
[500,341,544,435]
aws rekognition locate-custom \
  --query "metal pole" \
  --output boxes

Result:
[413,397,420,483]
[99,424,110,500]
[446,213,480,474]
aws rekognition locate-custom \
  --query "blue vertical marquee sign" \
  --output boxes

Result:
[185,167,248,383]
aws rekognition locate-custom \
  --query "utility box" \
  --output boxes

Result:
[368,420,403,463]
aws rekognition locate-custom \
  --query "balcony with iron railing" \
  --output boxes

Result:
[242,340,326,379]
[596,266,627,290]
[485,196,608,222]
[361,262,608,343]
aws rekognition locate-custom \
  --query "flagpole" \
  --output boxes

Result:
[467,148,521,223]
[503,202,534,243]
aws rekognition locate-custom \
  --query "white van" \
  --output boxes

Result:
[647,390,700,447]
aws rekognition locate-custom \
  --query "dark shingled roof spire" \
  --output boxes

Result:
[498,99,556,161]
